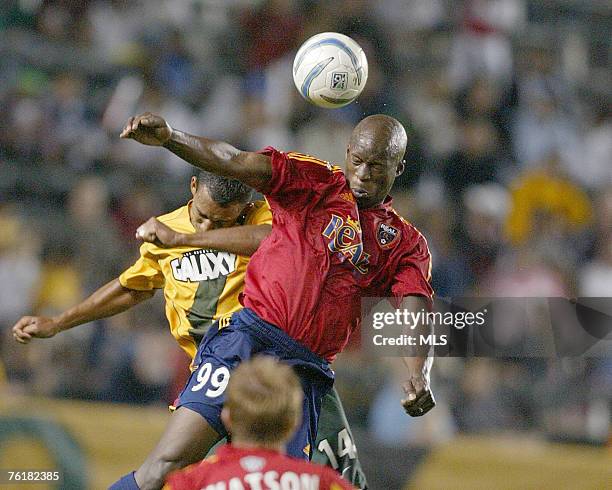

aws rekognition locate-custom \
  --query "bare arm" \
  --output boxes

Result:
[136,218,271,256]
[399,295,436,417]
[12,278,154,343]
[119,112,272,192]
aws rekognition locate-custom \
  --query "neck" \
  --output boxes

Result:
[357,198,385,210]
[231,437,285,453]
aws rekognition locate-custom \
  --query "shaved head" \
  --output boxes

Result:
[349,114,408,164]
[345,115,408,209]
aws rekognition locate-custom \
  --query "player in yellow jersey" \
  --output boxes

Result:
[12,171,270,361]
[12,171,368,489]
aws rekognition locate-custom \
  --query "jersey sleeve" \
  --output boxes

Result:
[119,243,165,291]
[259,147,342,208]
[245,200,273,226]
[390,234,433,308]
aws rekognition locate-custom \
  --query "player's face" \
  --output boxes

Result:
[189,179,248,232]
[345,132,404,209]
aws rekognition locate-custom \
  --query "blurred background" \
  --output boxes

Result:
[0,0,610,488]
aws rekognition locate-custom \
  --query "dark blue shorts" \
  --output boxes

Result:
[176,308,335,460]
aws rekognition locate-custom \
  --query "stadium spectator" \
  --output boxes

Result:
[0,205,41,326]
[448,0,525,89]
[442,118,502,197]
[579,189,612,297]
[505,154,592,247]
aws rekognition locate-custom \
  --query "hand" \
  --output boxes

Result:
[119,112,173,146]
[136,218,181,247]
[12,316,61,344]
[401,374,435,417]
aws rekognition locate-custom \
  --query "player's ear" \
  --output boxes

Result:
[395,159,405,177]
[221,407,232,432]
[190,176,198,197]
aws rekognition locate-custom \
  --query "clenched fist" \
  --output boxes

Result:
[120,112,173,146]
[136,217,181,247]
[12,316,61,344]
[401,373,435,417]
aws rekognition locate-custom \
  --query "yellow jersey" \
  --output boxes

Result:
[119,201,272,361]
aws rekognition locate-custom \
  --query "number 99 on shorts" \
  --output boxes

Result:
[191,362,230,397]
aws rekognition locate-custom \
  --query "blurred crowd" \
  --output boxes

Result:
[1,0,611,450]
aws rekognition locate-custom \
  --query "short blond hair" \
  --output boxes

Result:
[226,356,302,445]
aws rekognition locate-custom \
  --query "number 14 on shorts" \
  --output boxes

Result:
[317,429,357,469]
[191,362,230,397]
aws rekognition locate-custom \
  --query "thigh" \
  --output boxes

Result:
[135,406,221,490]
[176,323,255,436]
[284,363,334,461]
[313,387,368,489]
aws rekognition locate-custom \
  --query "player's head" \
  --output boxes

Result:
[221,356,302,450]
[345,114,407,209]
[190,171,253,231]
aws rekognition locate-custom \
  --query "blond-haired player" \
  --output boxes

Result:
[165,356,356,490]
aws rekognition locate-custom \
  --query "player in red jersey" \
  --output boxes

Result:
[165,356,355,490]
[112,112,434,490]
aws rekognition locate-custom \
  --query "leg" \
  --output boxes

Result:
[134,407,221,490]
[313,387,368,489]
[112,317,252,489]
[204,436,229,458]
[284,363,334,461]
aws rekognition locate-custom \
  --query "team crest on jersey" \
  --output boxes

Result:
[240,456,266,472]
[322,214,370,274]
[377,222,400,249]
[171,249,236,282]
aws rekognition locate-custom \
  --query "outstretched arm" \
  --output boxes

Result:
[119,112,272,192]
[136,218,271,257]
[12,279,154,343]
[399,295,436,417]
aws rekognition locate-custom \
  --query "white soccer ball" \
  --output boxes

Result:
[292,32,368,109]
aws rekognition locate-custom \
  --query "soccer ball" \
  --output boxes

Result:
[292,32,368,109]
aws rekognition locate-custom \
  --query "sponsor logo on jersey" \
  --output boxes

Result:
[322,214,370,274]
[340,192,355,203]
[377,222,400,249]
[171,249,236,282]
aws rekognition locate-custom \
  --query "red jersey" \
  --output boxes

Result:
[242,148,433,361]
[165,445,355,490]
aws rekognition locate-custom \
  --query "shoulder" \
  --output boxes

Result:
[157,205,187,224]
[285,151,343,173]
[166,454,231,488]
[157,205,193,232]
[246,200,272,220]
[260,146,347,201]
[240,199,272,226]
[264,147,344,180]
[389,208,431,255]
